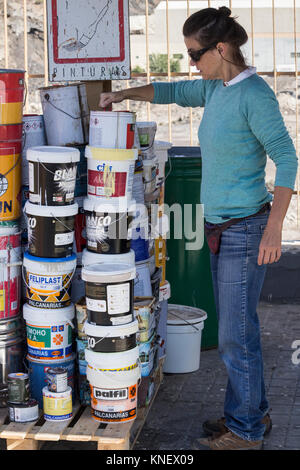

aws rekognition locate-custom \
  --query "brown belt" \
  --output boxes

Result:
[204,202,271,255]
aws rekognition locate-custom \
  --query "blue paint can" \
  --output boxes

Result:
[26,354,75,407]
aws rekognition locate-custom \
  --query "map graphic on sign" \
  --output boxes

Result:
[47,0,130,81]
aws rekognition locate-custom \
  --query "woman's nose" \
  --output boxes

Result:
[190,58,196,67]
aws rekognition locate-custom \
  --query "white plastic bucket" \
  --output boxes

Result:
[134,259,152,297]
[40,85,85,146]
[85,147,137,207]
[82,248,135,267]
[87,360,140,424]
[22,115,47,186]
[84,197,133,255]
[23,303,75,361]
[23,252,77,309]
[25,201,78,258]
[82,263,136,327]
[0,226,22,320]
[85,346,140,371]
[89,111,136,149]
[27,146,80,206]
[163,304,207,374]
[136,121,157,153]
[84,320,139,353]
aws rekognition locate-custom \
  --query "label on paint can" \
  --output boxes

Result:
[7,373,30,404]
[8,399,39,423]
[28,274,63,292]
[26,323,73,360]
[91,383,137,422]
[43,386,72,421]
[86,297,106,313]
[55,231,74,246]
[107,283,130,315]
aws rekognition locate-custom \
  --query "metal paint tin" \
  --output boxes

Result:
[8,399,39,422]
[46,367,68,393]
[7,372,30,403]
[42,386,72,421]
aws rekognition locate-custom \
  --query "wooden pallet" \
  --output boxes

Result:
[0,358,164,451]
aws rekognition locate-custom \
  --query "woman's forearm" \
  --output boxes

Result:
[266,186,293,230]
[119,84,154,102]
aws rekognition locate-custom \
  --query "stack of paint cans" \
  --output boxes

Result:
[79,110,142,423]
[7,372,39,423]
[0,69,26,393]
[42,366,72,422]
[22,145,80,407]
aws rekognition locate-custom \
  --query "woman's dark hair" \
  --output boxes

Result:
[183,6,248,67]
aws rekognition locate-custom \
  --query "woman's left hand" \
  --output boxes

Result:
[257,225,282,265]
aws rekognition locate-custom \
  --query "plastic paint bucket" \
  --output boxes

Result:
[23,252,76,309]
[84,320,138,353]
[0,226,21,320]
[85,147,137,206]
[0,141,22,221]
[27,146,80,206]
[25,201,78,258]
[82,263,136,327]
[89,111,136,149]
[0,69,25,125]
[40,85,85,146]
[22,115,47,186]
[84,198,133,255]
[163,304,207,374]
[136,122,157,152]
[85,346,140,371]
[43,386,72,421]
[27,353,75,408]
[134,259,152,297]
[23,303,75,361]
[87,357,140,423]
[82,248,135,267]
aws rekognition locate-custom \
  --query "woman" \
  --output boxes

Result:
[99,6,298,450]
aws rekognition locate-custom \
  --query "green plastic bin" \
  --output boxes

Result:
[164,147,218,349]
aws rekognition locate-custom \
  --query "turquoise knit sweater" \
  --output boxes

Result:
[152,74,298,223]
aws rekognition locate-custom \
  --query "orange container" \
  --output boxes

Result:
[0,69,25,125]
[0,141,22,221]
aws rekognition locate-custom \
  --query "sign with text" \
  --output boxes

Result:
[47,0,130,81]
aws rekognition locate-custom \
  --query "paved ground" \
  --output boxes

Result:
[133,301,300,451]
[1,300,299,451]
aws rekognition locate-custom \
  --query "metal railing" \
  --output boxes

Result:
[1,0,299,229]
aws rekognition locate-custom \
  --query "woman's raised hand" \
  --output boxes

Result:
[99,91,124,108]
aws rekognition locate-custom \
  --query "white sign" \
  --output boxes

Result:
[47,0,131,82]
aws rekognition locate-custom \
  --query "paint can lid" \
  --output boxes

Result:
[82,263,136,282]
[23,251,77,273]
[24,201,78,217]
[23,303,75,323]
[85,146,138,161]
[27,146,80,163]
[42,386,72,399]
[167,304,207,326]
[83,196,136,214]
[85,346,140,369]
[84,319,139,339]
[7,373,28,381]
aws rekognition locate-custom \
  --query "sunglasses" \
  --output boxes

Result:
[187,45,216,62]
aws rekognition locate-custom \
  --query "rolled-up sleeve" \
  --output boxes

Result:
[152,79,207,107]
[245,85,298,190]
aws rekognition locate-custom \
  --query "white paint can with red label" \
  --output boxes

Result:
[89,111,136,149]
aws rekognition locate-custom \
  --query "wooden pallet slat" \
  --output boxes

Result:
[64,406,100,441]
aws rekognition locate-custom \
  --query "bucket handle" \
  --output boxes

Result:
[21,264,76,296]
[36,159,77,178]
[43,93,89,120]
[87,360,142,385]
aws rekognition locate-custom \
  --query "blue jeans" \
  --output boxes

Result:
[210,211,270,441]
